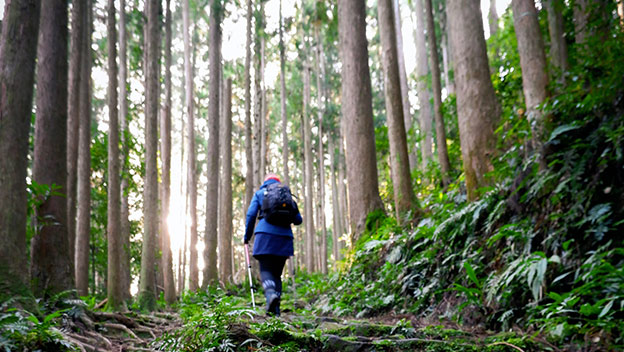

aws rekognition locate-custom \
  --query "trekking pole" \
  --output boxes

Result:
[244,243,256,308]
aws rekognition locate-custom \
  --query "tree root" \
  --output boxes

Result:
[99,322,143,341]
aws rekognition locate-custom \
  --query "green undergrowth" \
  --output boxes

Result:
[301,13,624,351]
[156,288,540,351]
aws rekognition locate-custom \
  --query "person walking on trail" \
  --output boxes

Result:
[244,173,302,316]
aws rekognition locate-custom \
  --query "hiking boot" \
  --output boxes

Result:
[267,293,280,317]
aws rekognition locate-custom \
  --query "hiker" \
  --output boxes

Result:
[244,173,302,316]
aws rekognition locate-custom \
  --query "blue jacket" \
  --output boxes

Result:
[244,179,303,257]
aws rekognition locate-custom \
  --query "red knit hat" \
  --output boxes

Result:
[264,173,281,183]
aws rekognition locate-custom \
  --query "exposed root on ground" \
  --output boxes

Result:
[59,307,181,352]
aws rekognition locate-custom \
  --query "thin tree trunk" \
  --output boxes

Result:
[545,0,569,77]
[160,0,176,305]
[31,0,74,298]
[182,0,198,292]
[139,0,161,311]
[244,0,254,209]
[75,1,93,296]
[203,0,222,288]
[489,0,499,36]
[253,2,264,186]
[279,0,290,186]
[259,23,267,179]
[119,0,132,302]
[106,0,123,310]
[440,10,453,97]
[67,0,84,269]
[410,0,433,170]
[424,0,452,186]
[378,0,416,218]
[512,0,549,145]
[314,26,328,274]
[303,64,316,272]
[337,0,384,239]
[573,0,589,45]
[219,77,233,285]
[337,126,349,249]
[0,0,41,309]
[447,0,500,201]
[393,0,416,171]
[329,136,340,263]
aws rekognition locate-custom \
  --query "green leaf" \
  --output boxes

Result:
[463,261,480,288]
[548,124,579,142]
[598,300,614,319]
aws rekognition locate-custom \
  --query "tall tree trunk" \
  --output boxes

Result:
[67,0,84,270]
[203,0,222,288]
[513,0,549,145]
[488,0,499,36]
[31,0,74,298]
[253,1,264,186]
[139,0,161,311]
[424,0,452,186]
[160,0,176,304]
[244,0,254,209]
[75,1,93,296]
[119,0,132,301]
[218,77,233,285]
[0,0,41,308]
[314,26,328,274]
[329,136,341,262]
[447,0,500,201]
[410,0,434,169]
[337,0,384,239]
[378,0,416,218]
[303,64,316,272]
[545,0,569,76]
[279,0,290,186]
[440,7,455,96]
[573,0,589,45]
[259,25,267,180]
[106,0,123,310]
[183,0,199,292]
[393,0,416,171]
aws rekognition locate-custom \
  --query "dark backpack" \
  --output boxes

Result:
[260,183,296,227]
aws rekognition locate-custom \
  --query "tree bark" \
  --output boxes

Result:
[139,0,160,311]
[279,0,290,186]
[378,0,416,218]
[106,0,123,310]
[67,0,84,269]
[337,0,384,239]
[447,0,499,201]
[253,1,264,187]
[424,0,452,186]
[303,64,316,272]
[183,0,199,292]
[573,0,589,45]
[512,0,549,144]
[118,0,132,302]
[244,0,254,209]
[160,0,176,305]
[410,0,433,169]
[545,0,569,75]
[393,0,416,171]
[203,0,221,288]
[314,26,328,274]
[329,136,341,262]
[219,77,233,285]
[440,7,455,96]
[0,0,41,308]
[31,0,74,298]
[75,0,92,296]
[488,0,499,36]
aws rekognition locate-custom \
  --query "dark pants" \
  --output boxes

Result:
[256,255,287,301]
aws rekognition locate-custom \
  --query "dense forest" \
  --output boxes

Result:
[0,0,623,351]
